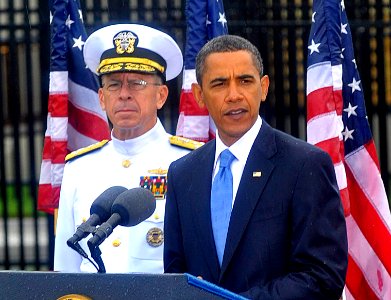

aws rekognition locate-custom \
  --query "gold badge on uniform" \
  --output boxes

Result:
[147,168,167,175]
[140,176,167,199]
[146,227,164,247]
[113,30,137,54]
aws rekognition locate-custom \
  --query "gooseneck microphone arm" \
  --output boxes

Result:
[66,222,98,258]
[87,187,156,273]
[87,214,122,249]
[65,186,127,272]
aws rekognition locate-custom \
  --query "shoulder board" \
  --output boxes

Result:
[169,136,205,150]
[65,139,109,162]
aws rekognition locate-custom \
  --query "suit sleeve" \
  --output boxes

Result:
[242,149,348,300]
[164,162,188,273]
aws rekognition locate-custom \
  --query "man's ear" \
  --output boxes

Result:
[191,83,205,108]
[260,75,269,102]
[98,88,106,111]
[156,85,168,110]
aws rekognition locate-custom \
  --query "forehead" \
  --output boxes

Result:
[204,50,258,76]
[102,72,155,80]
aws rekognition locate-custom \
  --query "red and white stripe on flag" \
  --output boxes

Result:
[176,69,214,142]
[307,1,391,298]
[38,71,69,214]
[307,62,350,215]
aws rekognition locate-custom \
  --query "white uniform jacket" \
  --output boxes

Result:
[54,120,190,273]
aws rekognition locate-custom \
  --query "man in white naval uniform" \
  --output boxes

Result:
[54,24,201,273]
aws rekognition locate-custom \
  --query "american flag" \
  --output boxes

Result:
[176,0,228,142]
[38,0,110,214]
[306,0,391,298]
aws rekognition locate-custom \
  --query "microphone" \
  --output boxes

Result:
[66,186,127,257]
[87,187,156,249]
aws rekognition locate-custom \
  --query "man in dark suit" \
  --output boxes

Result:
[164,35,348,299]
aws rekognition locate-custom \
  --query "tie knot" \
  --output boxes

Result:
[219,149,235,168]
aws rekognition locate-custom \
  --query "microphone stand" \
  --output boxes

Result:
[88,242,106,273]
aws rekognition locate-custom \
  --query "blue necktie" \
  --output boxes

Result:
[211,149,236,266]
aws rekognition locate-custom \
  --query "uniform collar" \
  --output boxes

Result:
[111,119,167,155]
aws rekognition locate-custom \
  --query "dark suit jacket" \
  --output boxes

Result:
[164,121,348,300]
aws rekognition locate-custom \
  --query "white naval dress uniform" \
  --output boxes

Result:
[54,120,190,273]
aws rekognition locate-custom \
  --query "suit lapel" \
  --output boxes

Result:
[190,141,221,281]
[220,122,277,277]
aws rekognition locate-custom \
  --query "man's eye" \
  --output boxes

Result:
[130,80,143,87]
[240,79,252,84]
[211,81,224,88]
[108,82,121,89]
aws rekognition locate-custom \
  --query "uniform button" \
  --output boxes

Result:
[112,239,121,247]
[122,159,131,168]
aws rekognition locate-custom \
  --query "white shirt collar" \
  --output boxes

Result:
[214,116,262,166]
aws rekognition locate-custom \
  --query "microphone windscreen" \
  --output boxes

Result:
[90,186,127,222]
[112,187,156,227]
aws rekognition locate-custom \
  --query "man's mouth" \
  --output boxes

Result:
[225,109,246,116]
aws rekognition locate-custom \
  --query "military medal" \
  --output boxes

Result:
[140,176,167,199]
[146,227,164,247]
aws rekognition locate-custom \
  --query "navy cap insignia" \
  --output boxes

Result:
[146,227,164,247]
[140,176,167,199]
[113,30,137,54]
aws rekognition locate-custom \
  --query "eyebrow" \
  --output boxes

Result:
[209,74,256,85]
[209,77,227,85]
[237,74,256,80]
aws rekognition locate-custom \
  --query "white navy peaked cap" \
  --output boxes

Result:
[83,23,183,81]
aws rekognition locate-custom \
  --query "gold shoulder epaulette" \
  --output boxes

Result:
[169,136,205,150]
[65,139,109,162]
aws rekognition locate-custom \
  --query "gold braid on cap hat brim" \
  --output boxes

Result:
[97,57,165,74]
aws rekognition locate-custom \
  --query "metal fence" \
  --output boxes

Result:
[0,0,390,270]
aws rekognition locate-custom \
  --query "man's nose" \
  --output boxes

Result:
[225,82,243,102]
[118,83,132,99]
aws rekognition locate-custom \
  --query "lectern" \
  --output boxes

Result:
[0,271,248,299]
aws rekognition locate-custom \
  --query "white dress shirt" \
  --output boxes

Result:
[213,116,262,207]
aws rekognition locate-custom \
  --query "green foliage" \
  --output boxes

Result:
[0,185,45,217]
